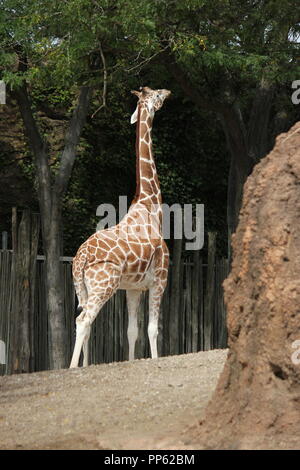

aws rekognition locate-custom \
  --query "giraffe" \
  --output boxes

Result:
[69,86,171,368]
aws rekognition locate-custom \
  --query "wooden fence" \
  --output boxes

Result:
[0,212,229,375]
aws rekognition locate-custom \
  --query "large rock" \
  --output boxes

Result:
[196,122,300,449]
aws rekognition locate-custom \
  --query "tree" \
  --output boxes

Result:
[0,0,116,368]
[118,0,300,246]
[15,84,91,369]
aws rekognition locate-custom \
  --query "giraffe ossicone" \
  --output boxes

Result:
[70,86,171,368]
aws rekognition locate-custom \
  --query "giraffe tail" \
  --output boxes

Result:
[72,247,88,314]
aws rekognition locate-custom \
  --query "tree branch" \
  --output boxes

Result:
[14,85,52,221]
[91,43,107,118]
[161,50,217,112]
[125,45,169,73]
[35,102,69,121]
[54,85,92,196]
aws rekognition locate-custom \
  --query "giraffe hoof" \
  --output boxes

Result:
[76,306,83,315]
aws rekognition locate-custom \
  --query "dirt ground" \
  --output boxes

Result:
[0,349,227,450]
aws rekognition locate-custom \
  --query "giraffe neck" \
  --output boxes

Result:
[134,104,162,207]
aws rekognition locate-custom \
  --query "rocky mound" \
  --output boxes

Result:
[193,122,300,449]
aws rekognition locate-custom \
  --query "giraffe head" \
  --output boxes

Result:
[130,86,171,124]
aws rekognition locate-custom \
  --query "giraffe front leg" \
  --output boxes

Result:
[147,242,169,359]
[148,287,163,359]
[126,290,141,361]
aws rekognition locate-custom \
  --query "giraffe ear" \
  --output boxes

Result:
[131,90,141,97]
[130,106,138,124]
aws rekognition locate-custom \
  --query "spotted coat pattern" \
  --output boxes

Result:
[70,87,171,368]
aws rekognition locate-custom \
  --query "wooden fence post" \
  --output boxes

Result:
[1,231,8,250]
[8,209,40,373]
[7,208,18,374]
[191,250,202,352]
[184,258,192,353]
[169,236,183,355]
[0,239,13,375]
[204,232,217,350]
[161,267,171,357]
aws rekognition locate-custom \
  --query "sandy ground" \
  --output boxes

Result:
[0,349,227,450]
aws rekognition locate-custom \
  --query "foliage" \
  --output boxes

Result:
[119,0,300,84]
[1,0,299,259]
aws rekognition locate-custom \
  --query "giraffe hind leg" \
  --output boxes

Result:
[70,297,107,368]
[70,263,121,368]
[70,309,91,368]
[71,283,87,366]
[126,290,142,361]
[74,280,88,313]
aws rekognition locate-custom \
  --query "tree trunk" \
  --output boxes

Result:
[193,122,300,449]
[220,78,274,257]
[43,200,67,370]
[15,84,91,370]
[219,102,250,261]
[247,78,274,163]
[164,54,275,253]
